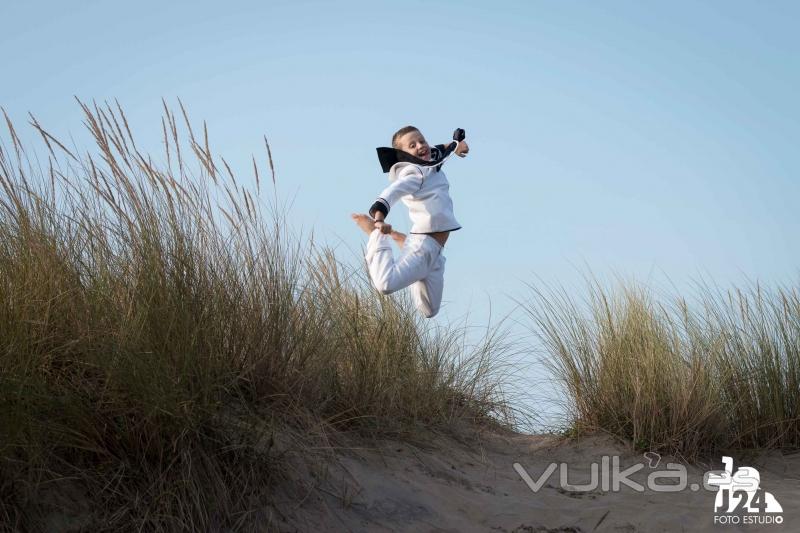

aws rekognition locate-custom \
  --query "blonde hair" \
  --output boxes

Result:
[391,125,419,149]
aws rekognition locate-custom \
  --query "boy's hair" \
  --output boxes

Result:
[391,125,420,149]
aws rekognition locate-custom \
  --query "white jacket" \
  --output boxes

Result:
[372,162,462,234]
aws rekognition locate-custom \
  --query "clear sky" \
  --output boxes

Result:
[3,1,799,424]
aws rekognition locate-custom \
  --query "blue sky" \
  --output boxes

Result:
[3,1,799,423]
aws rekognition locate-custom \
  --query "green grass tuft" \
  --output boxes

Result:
[524,277,800,458]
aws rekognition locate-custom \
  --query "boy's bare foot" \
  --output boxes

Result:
[351,213,376,235]
[391,230,406,248]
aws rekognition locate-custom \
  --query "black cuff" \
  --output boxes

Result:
[368,198,389,219]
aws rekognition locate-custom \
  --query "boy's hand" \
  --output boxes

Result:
[374,220,393,234]
[455,140,469,157]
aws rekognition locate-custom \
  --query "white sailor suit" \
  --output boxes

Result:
[366,144,461,318]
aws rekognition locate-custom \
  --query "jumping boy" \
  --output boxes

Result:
[351,126,469,318]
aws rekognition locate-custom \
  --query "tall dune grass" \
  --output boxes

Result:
[525,278,800,458]
[0,101,512,531]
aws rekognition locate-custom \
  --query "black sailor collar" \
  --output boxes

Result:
[376,143,457,173]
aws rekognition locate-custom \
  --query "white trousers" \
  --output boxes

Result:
[365,230,446,318]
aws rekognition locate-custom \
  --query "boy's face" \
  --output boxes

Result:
[396,130,431,161]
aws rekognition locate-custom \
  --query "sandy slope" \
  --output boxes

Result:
[278,429,800,532]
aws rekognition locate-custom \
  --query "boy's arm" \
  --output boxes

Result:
[368,165,424,222]
[438,140,469,157]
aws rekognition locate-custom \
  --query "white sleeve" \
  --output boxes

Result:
[376,165,423,210]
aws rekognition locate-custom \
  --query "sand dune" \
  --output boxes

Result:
[280,429,800,532]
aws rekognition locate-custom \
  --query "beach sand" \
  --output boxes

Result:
[278,429,800,532]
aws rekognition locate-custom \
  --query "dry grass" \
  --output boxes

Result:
[0,100,513,531]
[524,277,800,458]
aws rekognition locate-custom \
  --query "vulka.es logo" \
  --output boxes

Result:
[513,454,786,527]
[708,456,783,526]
